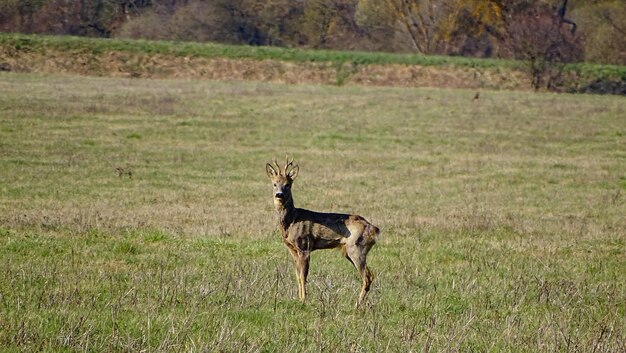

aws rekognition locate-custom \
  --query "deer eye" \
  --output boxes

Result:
[273,183,277,187]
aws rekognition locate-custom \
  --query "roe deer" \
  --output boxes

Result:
[266,157,380,307]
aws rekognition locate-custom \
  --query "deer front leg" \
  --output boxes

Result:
[296,252,310,302]
[286,246,303,300]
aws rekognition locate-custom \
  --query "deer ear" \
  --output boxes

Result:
[266,163,278,179]
[287,165,299,180]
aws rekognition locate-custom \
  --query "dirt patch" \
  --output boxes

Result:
[0,46,532,90]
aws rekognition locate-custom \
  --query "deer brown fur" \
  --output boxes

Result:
[266,157,380,307]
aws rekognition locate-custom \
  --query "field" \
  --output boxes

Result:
[1,72,625,352]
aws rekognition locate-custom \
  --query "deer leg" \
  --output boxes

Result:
[346,246,374,308]
[286,246,303,300]
[296,252,310,302]
[356,262,374,308]
[360,265,374,304]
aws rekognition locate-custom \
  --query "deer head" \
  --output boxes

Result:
[266,156,299,207]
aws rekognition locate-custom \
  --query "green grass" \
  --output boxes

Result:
[3,32,626,79]
[0,32,521,69]
[2,33,624,93]
[0,72,625,352]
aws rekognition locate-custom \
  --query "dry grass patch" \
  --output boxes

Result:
[1,46,532,89]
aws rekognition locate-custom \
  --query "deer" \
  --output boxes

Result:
[266,157,380,307]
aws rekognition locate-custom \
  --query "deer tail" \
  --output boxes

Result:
[365,223,380,243]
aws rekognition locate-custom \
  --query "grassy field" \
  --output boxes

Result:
[0,72,625,352]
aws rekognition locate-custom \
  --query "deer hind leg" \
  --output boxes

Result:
[356,262,374,307]
[345,244,374,308]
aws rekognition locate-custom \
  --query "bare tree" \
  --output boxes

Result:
[504,2,583,90]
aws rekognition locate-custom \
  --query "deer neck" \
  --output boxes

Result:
[275,196,296,233]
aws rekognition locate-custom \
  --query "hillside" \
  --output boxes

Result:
[1,33,625,94]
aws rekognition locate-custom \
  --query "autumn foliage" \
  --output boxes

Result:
[0,0,623,70]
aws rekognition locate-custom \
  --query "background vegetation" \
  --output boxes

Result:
[0,0,624,65]
[1,72,624,351]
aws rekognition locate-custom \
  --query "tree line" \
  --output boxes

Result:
[0,0,623,66]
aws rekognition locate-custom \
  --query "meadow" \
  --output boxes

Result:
[0,72,625,352]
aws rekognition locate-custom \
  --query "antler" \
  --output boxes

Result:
[284,155,294,175]
[272,157,282,175]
